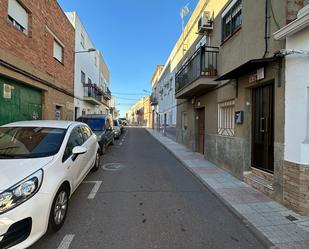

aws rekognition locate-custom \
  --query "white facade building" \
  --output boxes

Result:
[157,63,177,126]
[274,5,309,165]
[66,12,109,119]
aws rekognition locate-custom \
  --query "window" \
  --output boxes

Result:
[218,99,235,136]
[63,127,84,162]
[8,0,28,34]
[222,0,242,42]
[53,40,63,63]
[95,56,98,67]
[81,71,86,84]
[88,78,92,84]
[81,33,85,48]
[80,125,92,142]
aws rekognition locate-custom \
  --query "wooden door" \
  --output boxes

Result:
[252,84,274,173]
[196,108,205,154]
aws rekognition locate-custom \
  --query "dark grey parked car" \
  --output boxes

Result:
[77,114,114,154]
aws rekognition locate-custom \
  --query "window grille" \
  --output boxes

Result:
[218,99,235,136]
[222,0,242,42]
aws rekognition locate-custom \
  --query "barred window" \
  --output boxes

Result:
[218,100,235,136]
[222,0,242,42]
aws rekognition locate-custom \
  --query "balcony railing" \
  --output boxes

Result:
[83,83,102,105]
[175,46,219,93]
[103,87,111,100]
[150,94,158,105]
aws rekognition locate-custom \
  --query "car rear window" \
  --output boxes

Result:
[78,118,105,131]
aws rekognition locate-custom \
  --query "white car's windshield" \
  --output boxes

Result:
[0,127,66,159]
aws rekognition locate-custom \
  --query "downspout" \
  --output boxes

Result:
[263,0,271,58]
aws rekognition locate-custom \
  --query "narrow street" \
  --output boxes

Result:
[31,127,266,249]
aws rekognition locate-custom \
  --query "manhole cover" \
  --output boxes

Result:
[102,163,126,171]
[285,215,298,222]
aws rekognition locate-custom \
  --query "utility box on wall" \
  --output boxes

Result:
[235,111,244,124]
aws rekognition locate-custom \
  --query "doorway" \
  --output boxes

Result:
[196,108,205,154]
[252,84,274,173]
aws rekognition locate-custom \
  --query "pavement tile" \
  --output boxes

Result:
[276,240,309,249]
[146,129,309,247]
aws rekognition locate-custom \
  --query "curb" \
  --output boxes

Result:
[146,128,277,249]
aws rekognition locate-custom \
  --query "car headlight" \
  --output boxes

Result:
[0,169,43,214]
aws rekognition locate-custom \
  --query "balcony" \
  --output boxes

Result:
[83,83,102,105]
[175,46,219,99]
[103,87,111,100]
[150,94,158,106]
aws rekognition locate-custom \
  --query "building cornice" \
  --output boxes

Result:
[274,11,309,40]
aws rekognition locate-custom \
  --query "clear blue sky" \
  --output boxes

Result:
[58,0,198,117]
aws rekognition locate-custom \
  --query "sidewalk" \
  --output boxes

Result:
[146,128,309,249]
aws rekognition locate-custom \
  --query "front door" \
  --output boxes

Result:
[252,84,274,173]
[196,108,205,154]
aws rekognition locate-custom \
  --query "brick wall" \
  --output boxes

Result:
[0,0,74,93]
[283,161,309,215]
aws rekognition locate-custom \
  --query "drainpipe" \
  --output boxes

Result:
[263,0,271,58]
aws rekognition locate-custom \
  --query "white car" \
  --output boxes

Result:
[0,121,100,249]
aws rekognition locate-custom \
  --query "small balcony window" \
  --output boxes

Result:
[222,0,242,42]
[81,33,85,48]
[8,0,29,34]
[81,71,86,84]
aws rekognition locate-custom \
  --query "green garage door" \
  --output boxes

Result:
[0,77,42,126]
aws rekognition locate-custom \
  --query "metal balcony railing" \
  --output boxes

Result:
[175,46,219,93]
[150,94,158,105]
[83,83,102,104]
[103,87,111,100]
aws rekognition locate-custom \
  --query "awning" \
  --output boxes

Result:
[215,57,281,81]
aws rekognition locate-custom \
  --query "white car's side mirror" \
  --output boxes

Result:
[72,146,87,161]
[72,146,87,155]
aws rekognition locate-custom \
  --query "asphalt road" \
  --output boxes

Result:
[30,127,266,249]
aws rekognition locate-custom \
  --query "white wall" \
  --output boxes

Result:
[158,70,177,126]
[285,27,309,164]
[66,12,100,117]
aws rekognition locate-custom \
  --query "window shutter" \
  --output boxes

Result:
[8,0,28,30]
[53,40,63,62]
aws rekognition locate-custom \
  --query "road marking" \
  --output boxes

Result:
[83,181,102,199]
[57,234,75,249]
[102,163,125,171]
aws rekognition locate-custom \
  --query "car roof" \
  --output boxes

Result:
[2,120,82,129]
[78,114,109,120]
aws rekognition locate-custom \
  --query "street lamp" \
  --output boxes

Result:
[75,48,96,54]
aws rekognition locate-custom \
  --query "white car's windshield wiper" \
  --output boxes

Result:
[0,153,32,159]
[0,146,20,151]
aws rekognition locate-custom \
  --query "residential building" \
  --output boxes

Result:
[66,12,111,119]
[156,0,309,214]
[157,63,177,128]
[98,52,111,114]
[127,96,151,127]
[150,65,164,128]
[109,96,118,119]
[274,4,309,213]
[0,0,75,125]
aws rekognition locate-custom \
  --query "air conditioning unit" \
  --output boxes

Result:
[198,11,214,33]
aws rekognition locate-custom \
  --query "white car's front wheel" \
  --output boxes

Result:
[48,185,69,232]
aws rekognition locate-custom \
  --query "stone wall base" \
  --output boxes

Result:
[283,161,309,215]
